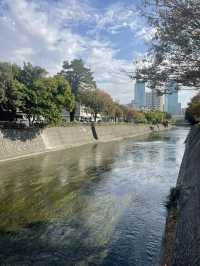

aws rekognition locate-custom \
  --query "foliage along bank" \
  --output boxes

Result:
[0,59,170,127]
[185,92,200,125]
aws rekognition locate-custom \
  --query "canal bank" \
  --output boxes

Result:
[161,125,200,266]
[0,124,169,162]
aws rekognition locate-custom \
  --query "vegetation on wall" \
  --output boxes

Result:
[185,93,200,125]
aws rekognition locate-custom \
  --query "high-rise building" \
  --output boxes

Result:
[159,95,165,112]
[145,92,152,109]
[152,91,160,110]
[145,91,164,111]
[164,81,181,115]
[133,81,165,111]
[133,80,145,109]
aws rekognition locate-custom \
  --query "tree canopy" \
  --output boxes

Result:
[135,0,200,93]
[0,59,170,126]
[60,59,96,97]
[0,62,23,116]
[185,93,200,124]
[79,89,104,121]
[59,59,96,121]
[20,75,75,125]
[0,61,75,125]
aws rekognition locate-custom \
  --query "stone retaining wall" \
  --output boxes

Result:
[171,125,200,265]
[162,125,200,265]
[0,124,166,162]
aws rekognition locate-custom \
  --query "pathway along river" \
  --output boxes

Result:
[0,127,189,266]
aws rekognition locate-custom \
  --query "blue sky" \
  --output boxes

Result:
[0,0,195,106]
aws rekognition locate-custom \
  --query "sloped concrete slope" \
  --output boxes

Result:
[0,128,45,161]
[0,124,165,162]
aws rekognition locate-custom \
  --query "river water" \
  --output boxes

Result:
[0,127,189,266]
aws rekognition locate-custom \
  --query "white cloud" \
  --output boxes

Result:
[86,45,134,102]
[0,0,137,103]
[136,27,156,42]
[179,90,197,108]
[0,0,88,70]
[89,2,140,37]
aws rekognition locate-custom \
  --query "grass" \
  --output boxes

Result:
[165,187,180,210]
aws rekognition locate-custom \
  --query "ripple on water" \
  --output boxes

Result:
[0,128,189,265]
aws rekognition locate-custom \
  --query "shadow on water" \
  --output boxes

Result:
[0,142,120,265]
[0,220,109,266]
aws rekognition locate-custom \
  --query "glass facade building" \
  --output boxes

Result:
[164,81,181,115]
[134,80,145,109]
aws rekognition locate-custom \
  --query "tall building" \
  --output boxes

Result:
[133,80,145,109]
[159,95,165,112]
[133,80,164,111]
[164,81,181,115]
[145,92,152,109]
[152,91,160,110]
[145,91,164,111]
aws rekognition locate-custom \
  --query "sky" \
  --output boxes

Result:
[0,0,195,106]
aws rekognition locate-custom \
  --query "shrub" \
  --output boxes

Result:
[165,187,180,210]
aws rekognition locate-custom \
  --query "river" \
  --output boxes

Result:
[0,127,189,266]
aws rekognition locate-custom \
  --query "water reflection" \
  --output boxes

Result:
[0,128,189,265]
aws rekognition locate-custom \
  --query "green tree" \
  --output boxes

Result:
[79,89,104,121]
[14,62,49,125]
[185,93,200,125]
[21,76,74,125]
[0,61,75,126]
[54,75,75,112]
[0,62,23,118]
[145,111,166,124]
[136,0,200,93]
[133,111,146,123]
[18,62,47,87]
[60,59,96,121]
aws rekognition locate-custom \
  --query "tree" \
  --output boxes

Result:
[133,111,146,123]
[79,89,104,121]
[135,0,200,93]
[18,62,47,87]
[60,59,96,121]
[112,102,123,122]
[145,111,166,124]
[185,93,200,124]
[21,76,75,125]
[0,62,23,118]
[96,90,115,120]
[119,105,144,123]
[126,107,137,122]
[53,75,75,113]
[15,62,49,125]
[0,61,75,126]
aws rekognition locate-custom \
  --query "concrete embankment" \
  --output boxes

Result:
[0,124,167,162]
[162,125,200,266]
